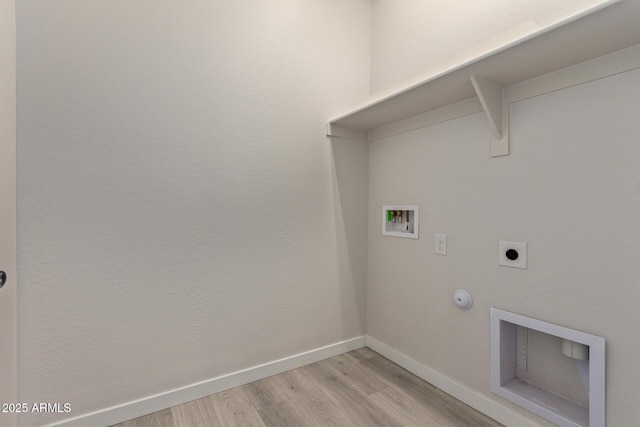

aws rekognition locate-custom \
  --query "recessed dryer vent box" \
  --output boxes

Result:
[491,308,605,427]
[382,205,418,239]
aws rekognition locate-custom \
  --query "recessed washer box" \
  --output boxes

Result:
[382,205,418,239]
[491,308,605,427]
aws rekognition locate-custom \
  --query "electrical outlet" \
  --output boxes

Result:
[435,233,447,255]
[499,241,527,269]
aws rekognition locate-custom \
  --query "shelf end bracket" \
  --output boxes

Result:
[326,123,368,142]
[471,76,508,157]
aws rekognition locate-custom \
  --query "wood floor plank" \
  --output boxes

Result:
[342,346,378,363]
[368,384,450,427]
[360,352,439,396]
[243,376,287,411]
[171,396,223,427]
[423,386,503,427]
[208,386,267,427]
[300,362,404,427]
[320,353,389,396]
[361,354,502,427]
[270,369,358,427]
[113,348,503,427]
[257,399,312,427]
[111,408,174,427]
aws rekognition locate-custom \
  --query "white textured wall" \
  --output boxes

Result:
[370,0,610,92]
[367,64,640,426]
[368,4,640,424]
[16,1,370,425]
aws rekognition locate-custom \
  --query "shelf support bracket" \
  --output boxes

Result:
[470,76,508,157]
[326,123,368,142]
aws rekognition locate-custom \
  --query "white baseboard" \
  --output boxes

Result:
[46,336,366,427]
[365,335,539,427]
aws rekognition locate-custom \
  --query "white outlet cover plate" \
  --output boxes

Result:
[435,233,447,255]
[499,241,527,269]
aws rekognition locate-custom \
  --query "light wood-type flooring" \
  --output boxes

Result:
[113,347,503,427]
